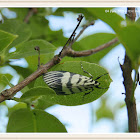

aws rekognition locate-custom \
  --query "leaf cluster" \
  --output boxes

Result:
[0,7,139,132]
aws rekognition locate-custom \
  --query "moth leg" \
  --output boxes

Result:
[95,86,108,89]
[82,87,94,101]
[85,87,94,95]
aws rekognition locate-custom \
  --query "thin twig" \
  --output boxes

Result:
[126,7,136,21]
[24,8,38,23]
[58,14,84,57]
[67,37,118,57]
[68,21,95,48]
[34,46,40,67]
[0,55,61,102]
[0,15,118,103]
[73,21,95,43]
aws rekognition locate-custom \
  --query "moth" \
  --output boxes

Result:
[43,64,108,97]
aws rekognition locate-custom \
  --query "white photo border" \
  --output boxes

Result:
[1,133,140,139]
[0,1,140,140]
[0,0,140,7]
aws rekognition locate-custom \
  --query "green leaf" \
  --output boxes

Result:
[28,13,49,39]
[45,29,68,48]
[62,33,118,63]
[33,76,50,89]
[96,106,114,121]
[0,74,13,88]
[85,8,140,67]
[9,8,55,40]
[86,8,124,33]
[136,17,140,24]
[0,73,13,91]
[10,66,34,91]
[7,108,67,132]
[34,96,55,110]
[9,8,29,21]
[20,87,56,103]
[32,96,55,110]
[7,108,34,132]
[0,30,17,65]
[25,53,55,72]
[20,78,55,109]
[117,24,140,67]
[9,40,56,92]
[8,102,27,117]
[8,39,56,59]
[32,109,67,132]
[50,61,112,105]
[27,12,67,48]
[0,30,17,53]
[20,61,112,106]
[96,98,114,121]
[20,86,56,109]
[0,19,32,53]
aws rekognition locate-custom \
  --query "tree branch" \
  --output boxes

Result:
[0,55,61,102]
[0,15,118,103]
[24,8,38,23]
[126,7,136,21]
[73,21,95,44]
[67,37,118,57]
[120,55,138,132]
[120,7,138,132]
[58,14,84,57]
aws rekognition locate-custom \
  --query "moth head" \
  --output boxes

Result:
[94,81,100,86]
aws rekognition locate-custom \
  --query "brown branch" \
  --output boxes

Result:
[34,46,40,67]
[23,8,38,23]
[73,21,95,44]
[58,14,84,57]
[0,15,118,103]
[126,7,136,21]
[120,7,138,132]
[67,21,95,49]
[67,37,118,57]
[120,55,138,132]
[0,55,61,102]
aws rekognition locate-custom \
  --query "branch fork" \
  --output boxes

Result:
[0,14,118,103]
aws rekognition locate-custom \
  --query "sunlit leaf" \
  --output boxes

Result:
[7,108,67,132]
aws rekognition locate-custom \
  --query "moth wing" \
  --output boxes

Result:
[43,71,93,95]
[43,71,69,95]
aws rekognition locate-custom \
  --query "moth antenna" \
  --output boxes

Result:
[95,73,108,80]
[80,62,93,78]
